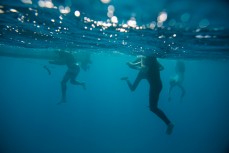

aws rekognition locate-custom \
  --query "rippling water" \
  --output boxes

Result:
[0,0,229,59]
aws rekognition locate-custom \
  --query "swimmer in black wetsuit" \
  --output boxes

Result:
[121,55,174,135]
[168,60,186,102]
[49,51,86,104]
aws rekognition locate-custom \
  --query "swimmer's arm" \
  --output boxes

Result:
[127,62,142,70]
[126,57,142,70]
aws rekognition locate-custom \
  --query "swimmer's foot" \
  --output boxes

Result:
[166,123,174,135]
[121,77,128,81]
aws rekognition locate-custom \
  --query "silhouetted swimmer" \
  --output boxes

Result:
[121,55,174,135]
[49,51,86,104]
[168,60,186,102]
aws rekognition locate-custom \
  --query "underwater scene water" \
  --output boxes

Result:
[1,0,229,153]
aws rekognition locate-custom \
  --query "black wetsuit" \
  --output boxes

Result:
[61,52,80,99]
[127,57,171,126]
[145,57,171,125]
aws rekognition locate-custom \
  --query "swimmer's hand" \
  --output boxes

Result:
[127,62,142,70]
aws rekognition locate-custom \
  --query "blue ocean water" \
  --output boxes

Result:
[1,0,229,153]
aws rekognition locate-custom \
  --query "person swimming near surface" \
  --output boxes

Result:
[168,60,186,102]
[121,55,174,135]
[49,51,86,104]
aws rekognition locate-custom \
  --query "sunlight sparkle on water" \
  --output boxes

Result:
[38,0,54,8]
[111,16,118,23]
[107,5,115,18]
[127,17,137,28]
[195,35,212,39]
[0,9,4,14]
[149,22,156,29]
[10,9,18,13]
[74,10,80,17]
[122,24,128,28]
[84,17,92,23]
[108,5,115,12]
[21,0,32,4]
[107,12,113,18]
[157,11,167,22]
[117,28,127,33]
[59,6,70,14]
[157,22,163,27]
[101,0,111,4]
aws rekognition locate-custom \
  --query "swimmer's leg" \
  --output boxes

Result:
[122,72,143,91]
[149,86,174,135]
[58,72,70,104]
[177,84,186,102]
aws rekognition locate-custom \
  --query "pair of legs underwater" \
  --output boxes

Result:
[59,65,86,104]
[48,51,88,104]
[121,56,174,135]
[168,80,186,102]
[121,71,174,135]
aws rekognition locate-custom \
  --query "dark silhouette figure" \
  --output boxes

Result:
[49,51,86,104]
[121,55,174,135]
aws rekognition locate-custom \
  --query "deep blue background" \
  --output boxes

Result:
[0,0,229,152]
[0,54,229,153]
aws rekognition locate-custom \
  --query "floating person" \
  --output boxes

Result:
[49,50,87,104]
[168,60,186,102]
[121,55,174,135]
